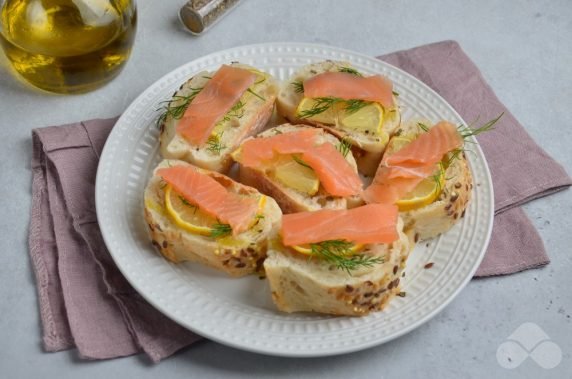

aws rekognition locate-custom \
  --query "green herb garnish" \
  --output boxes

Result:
[155,87,203,128]
[339,67,362,76]
[254,76,267,85]
[337,137,352,158]
[178,195,195,208]
[206,132,227,154]
[309,240,384,274]
[297,96,340,119]
[417,122,429,132]
[297,96,371,118]
[247,88,265,101]
[210,223,232,238]
[442,148,464,169]
[392,91,400,97]
[458,112,503,140]
[292,155,312,169]
[344,99,370,115]
[218,100,245,124]
[291,80,304,93]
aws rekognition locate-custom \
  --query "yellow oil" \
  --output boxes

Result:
[0,0,136,94]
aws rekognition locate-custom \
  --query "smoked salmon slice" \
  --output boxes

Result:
[303,72,394,108]
[157,165,258,235]
[384,121,463,170]
[238,129,362,197]
[177,65,257,146]
[239,128,320,166]
[281,204,399,246]
[364,121,463,204]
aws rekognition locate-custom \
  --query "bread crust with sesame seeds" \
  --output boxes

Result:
[144,159,282,277]
[389,119,473,241]
[263,219,412,316]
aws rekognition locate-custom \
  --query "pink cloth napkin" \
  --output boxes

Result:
[28,40,571,362]
[30,119,202,362]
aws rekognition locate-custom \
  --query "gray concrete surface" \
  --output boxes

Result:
[1,0,571,378]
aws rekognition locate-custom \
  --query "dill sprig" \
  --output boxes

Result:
[430,170,444,193]
[417,122,429,132]
[442,148,463,169]
[298,96,371,118]
[292,155,312,169]
[345,99,370,114]
[206,132,227,154]
[339,67,362,76]
[309,240,384,274]
[337,137,352,158]
[423,113,503,167]
[210,223,232,238]
[219,100,245,124]
[252,214,265,227]
[291,80,304,93]
[254,76,267,85]
[155,87,203,128]
[298,96,340,119]
[247,88,265,101]
[458,112,503,141]
[178,195,195,208]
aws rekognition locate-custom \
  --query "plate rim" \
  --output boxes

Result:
[95,42,495,357]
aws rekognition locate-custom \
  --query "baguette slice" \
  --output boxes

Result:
[232,124,363,214]
[388,119,473,241]
[276,60,401,176]
[159,63,278,173]
[264,218,411,316]
[144,159,282,277]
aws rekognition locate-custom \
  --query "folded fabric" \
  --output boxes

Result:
[28,40,571,363]
[30,119,201,363]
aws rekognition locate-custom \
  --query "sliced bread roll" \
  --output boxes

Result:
[386,119,473,241]
[276,60,401,176]
[264,218,411,316]
[159,63,278,173]
[144,159,282,277]
[232,124,363,214]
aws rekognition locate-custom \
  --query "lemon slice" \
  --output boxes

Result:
[339,102,384,136]
[296,97,385,137]
[295,97,341,125]
[164,184,266,236]
[272,156,320,195]
[291,243,364,255]
[164,184,217,236]
[384,135,413,157]
[396,163,445,212]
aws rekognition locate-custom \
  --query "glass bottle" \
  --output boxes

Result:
[0,0,137,94]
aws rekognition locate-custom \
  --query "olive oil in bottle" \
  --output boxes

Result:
[0,0,137,94]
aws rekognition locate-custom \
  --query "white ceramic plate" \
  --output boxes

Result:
[96,42,494,357]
